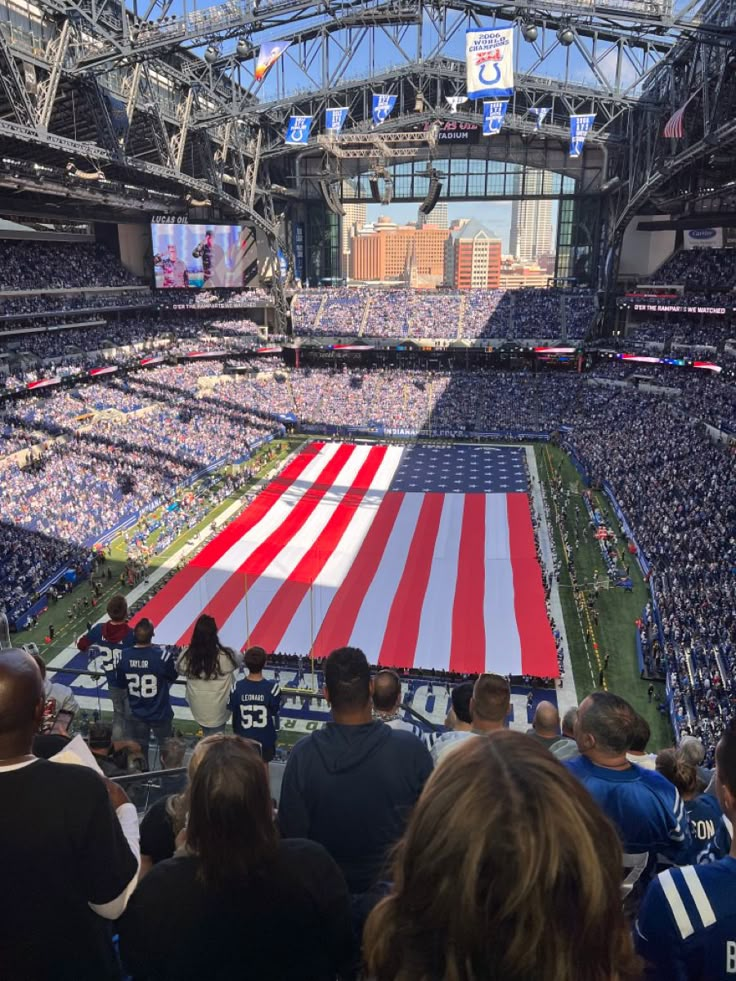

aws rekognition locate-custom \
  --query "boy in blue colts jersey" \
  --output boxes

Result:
[636,721,736,980]
[116,619,178,763]
[77,594,135,739]
[228,646,281,762]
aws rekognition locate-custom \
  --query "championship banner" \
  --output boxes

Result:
[529,107,550,131]
[284,115,313,146]
[482,100,509,136]
[372,93,397,126]
[325,107,349,134]
[466,28,514,99]
[569,113,595,158]
[255,40,290,82]
[276,248,288,281]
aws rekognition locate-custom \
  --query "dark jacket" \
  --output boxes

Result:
[278,721,433,893]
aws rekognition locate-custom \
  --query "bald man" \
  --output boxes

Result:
[527,700,567,751]
[372,669,422,738]
[0,649,140,981]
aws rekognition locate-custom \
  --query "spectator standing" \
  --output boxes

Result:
[626,713,658,770]
[526,701,566,751]
[116,619,178,762]
[656,747,722,856]
[433,673,511,767]
[227,645,280,762]
[0,649,139,981]
[372,669,423,737]
[119,736,353,981]
[550,706,579,761]
[567,692,691,904]
[637,722,736,980]
[77,594,135,739]
[429,680,474,765]
[364,732,641,981]
[278,646,432,898]
[177,614,241,736]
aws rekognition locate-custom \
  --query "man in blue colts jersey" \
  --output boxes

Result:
[228,646,281,762]
[566,692,691,906]
[116,619,178,763]
[637,721,736,980]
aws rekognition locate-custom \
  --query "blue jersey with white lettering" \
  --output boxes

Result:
[566,755,691,897]
[116,644,178,722]
[636,857,736,980]
[80,622,135,688]
[686,795,722,853]
[227,677,281,751]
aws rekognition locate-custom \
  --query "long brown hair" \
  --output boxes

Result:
[186,736,277,892]
[363,731,641,981]
[179,614,237,680]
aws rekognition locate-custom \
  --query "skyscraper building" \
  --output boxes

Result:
[444,219,502,289]
[509,169,555,261]
[350,216,449,283]
[417,201,448,229]
[341,201,367,278]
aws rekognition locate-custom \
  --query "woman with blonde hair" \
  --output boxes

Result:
[364,730,642,981]
[656,746,721,853]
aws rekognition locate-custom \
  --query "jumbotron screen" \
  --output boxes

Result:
[151,223,248,288]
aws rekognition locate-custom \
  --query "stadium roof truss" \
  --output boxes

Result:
[0,0,734,310]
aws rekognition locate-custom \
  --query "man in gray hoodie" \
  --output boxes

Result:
[278,646,432,896]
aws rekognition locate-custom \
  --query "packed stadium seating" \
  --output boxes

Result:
[291,286,596,341]
[650,248,736,290]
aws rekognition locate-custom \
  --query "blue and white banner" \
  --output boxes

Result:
[529,107,550,131]
[569,113,595,158]
[466,28,514,99]
[372,93,397,126]
[276,247,288,281]
[482,100,509,136]
[284,114,313,146]
[325,106,349,135]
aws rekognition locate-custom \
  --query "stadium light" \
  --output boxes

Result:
[204,45,219,64]
[557,25,575,46]
[521,22,538,42]
[236,38,250,59]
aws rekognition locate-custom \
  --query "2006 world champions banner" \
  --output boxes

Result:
[466,28,514,99]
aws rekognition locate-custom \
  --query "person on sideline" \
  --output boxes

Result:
[177,614,241,736]
[119,736,353,981]
[363,732,641,981]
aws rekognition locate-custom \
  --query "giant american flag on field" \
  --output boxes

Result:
[135,441,559,676]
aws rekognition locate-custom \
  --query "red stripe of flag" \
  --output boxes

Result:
[137,443,323,628]
[378,494,444,668]
[507,493,558,676]
[311,492,404,658]
[174,443,355,646]
[449,494,487,674]
[247,445,389,653]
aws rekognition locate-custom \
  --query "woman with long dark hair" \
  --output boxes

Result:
[119,736,353,981]
[176,615,240,735]
[364,731,642,981]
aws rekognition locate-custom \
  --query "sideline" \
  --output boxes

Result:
[526,444,579,718]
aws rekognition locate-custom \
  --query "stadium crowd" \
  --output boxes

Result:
[0,240,141,291]
[651,247,736,291]
[291,286,596,340]
[3,640,736,981]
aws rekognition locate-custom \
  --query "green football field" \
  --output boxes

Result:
[14,436,673,751]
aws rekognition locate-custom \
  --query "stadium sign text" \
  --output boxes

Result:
[152,215,188,223]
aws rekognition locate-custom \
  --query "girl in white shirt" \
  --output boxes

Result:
[176,615,241,735]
